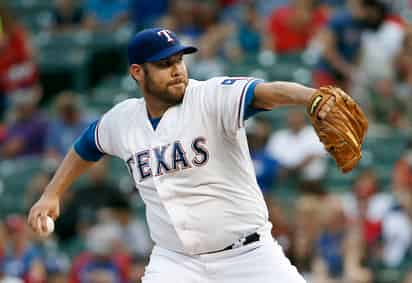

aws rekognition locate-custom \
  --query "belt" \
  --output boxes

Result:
[204,232,260,254]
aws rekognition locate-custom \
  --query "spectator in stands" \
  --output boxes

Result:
[161,0,232,71]
[189,40,225,80]
[0,124,5,144]
[0,3,39,121]
[340,169,406,281]
[219,0,240,7]
[313,0,386,90]
[246,117,280,194]
[45,91,89,162]
[393,141,412,192]
[266,0,328,54]
[158,0,200,41]
[341,169,393,248]
[46,270,67,283]
[0,90,47,159]
[394,27,412,126]
[378,142,412,269]
[34,236,69,283]
[196,1,235,58]
[353,4,409,128]
[83,0,129,31]
[299,180,327,195]
[266,199,291,256]
[0,223,5,258]
[0,224,6,281]
[2,215,46,283]
[189,3,234,78]
[236,4,263,56]
[0,257,24,283]
[314,196,346,281]
[311,195,373,283]
[395,27,412,88]
[24,169,54,217]
[40,243,69,283]
[51,0,85,32]
[343,223,373,283]
[55,159,126,243]
[290,194,324,279]
[127,255,147,283]
[256,0,290,17]
[69,223,130,283]
[380,190,412,268]
[321,0,346,14]
[107,194,152,258]
[364,77,409,129]
[195,0,221,34]
[130,0,168,30]
[266,109,326,182]
[360,6,405,81]
[404,271,412,283]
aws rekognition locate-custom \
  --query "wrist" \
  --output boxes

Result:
[43,186,60,199]
[303,87,316,106]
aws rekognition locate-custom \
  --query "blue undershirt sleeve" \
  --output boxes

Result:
[73,120,104,162]
[243,79,268,120]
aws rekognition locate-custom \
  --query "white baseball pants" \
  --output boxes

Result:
[142,231,306,283]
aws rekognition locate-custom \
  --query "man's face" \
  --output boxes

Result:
[141,53,189,106]
[350,0,386,30]
[363,5,385,30]
[349,0,366,19]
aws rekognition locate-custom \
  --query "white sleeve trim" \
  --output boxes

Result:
[94,119,105,154]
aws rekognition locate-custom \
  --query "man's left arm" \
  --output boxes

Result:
[253,82,369,173]
[252,81,316,110]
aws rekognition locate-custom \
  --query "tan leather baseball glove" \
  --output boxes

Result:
[307,86,368,173]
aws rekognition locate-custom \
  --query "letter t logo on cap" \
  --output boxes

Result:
[157,29,174,42]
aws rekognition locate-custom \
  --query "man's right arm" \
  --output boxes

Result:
[28,148,96,234]
[28,120,105,234]
[45,148,96,198]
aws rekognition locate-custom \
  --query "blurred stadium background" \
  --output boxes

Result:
[0,0,411,282]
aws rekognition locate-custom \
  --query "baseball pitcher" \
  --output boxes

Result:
[28,28,367,283]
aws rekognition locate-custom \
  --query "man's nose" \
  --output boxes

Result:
[171,62,183,77]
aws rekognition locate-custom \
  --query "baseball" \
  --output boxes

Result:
[37,216,54,236]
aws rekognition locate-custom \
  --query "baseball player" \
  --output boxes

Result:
[28,28,337,283]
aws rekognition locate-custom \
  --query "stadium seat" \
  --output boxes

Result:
[33,32,91,96]
[0,157,42,192]
[9,0,51,10]
[363,135,407,164]
[88,75,137,112]
[0,157,43,216]
[108,157,135,192]
[276,53,305,66]
[324,165,358,192]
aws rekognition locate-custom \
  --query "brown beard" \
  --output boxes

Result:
[142,66,187,106]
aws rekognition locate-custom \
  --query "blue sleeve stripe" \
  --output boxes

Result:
[73,120,104,162]
[243,79,265,120]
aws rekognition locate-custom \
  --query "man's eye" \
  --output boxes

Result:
[157,61,168,67]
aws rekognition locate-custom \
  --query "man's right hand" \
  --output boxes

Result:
[28,192,60,235]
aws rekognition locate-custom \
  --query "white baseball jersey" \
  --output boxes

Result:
[95,77,270,255]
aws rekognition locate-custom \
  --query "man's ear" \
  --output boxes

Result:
[129,64,143,81]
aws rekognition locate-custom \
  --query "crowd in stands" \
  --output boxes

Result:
[0,0,411,282]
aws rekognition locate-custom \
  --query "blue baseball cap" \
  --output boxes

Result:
[128,28,198,65]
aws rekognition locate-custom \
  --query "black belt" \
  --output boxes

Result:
[205,232,260,254]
